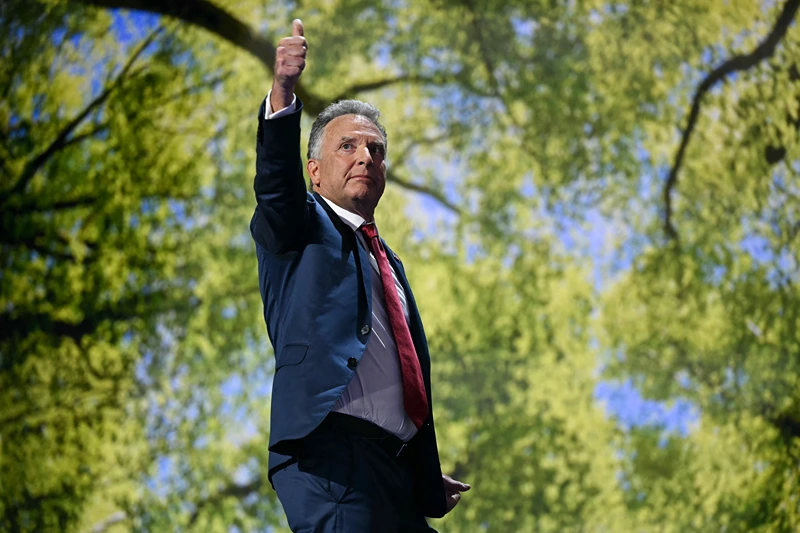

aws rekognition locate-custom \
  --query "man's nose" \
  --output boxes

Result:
[357,145,373,166]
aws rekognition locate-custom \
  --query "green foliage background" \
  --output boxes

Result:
[1,0,799,531]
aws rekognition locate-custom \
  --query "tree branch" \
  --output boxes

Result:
[68,0,457,116]
[60,123,110,149]
[187,476,262,527]
[68,0,331,114]
[383,130,461,214]
[0,285,195,355]
[4,195,98,213]
[329,73,448,103]
[0,226,92,262]
[88,511,127,533]
[0,26,161,205]
[150,72,231,108]
[663,0,800,242]
[387,168,461,214]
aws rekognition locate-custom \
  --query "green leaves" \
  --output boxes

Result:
[3,0,800,530]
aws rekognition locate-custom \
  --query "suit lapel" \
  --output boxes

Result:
[313,192,353,242]
[383,241,431,376]
[314,192,373,314]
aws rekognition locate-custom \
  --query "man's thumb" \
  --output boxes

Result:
[292,19,304,37]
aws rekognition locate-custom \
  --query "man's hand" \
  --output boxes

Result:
[271,19,307,112]
[443,474,471,513]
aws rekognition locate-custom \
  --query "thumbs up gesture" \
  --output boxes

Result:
[271,19,307,111]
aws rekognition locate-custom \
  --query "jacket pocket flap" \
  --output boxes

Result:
[276,343,309,369]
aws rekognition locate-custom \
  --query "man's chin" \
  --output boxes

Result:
[347,180,378,198]
[350,194,380,215]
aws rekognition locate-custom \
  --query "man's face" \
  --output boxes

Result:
[307,114,387,220]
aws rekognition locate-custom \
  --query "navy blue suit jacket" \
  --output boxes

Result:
[250,100,448,518]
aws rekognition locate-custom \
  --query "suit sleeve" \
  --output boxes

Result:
[250,98,309,253]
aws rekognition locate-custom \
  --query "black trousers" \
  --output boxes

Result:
[272,415,437,533]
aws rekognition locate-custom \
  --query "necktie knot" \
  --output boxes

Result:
[360,222,379,240]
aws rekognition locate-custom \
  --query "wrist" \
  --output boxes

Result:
[270,81,295,113]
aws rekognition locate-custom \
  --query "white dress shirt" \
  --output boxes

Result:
[265,93,296,119]
[264,93,418,442]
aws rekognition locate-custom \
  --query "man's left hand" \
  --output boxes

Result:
[442,474,471,513]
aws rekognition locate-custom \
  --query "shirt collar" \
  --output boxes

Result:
[320,194,368,231]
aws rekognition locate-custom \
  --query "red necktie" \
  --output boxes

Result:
[360,223,429,429]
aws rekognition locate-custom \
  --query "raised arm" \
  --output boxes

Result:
[250,20,309,253]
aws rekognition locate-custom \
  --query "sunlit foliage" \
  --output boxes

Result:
[1,0,798,531]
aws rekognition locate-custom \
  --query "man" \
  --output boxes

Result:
[251,18,470,532]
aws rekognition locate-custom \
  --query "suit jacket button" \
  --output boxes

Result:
[347,357,358,369]
[360,325,370,336]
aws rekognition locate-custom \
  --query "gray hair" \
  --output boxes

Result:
[307,100,388,160]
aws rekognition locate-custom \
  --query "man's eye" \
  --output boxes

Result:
[341,143,353,150]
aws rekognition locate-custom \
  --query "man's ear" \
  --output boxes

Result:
[307,159,321,189]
